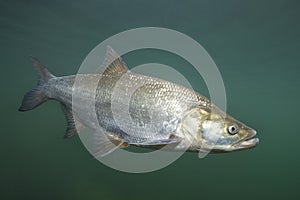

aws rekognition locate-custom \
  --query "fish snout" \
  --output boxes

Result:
[234,129,259,149]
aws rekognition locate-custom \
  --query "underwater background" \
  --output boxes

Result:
[1,0,299,199]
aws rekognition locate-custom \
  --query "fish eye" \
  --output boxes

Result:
[227,125,239,135]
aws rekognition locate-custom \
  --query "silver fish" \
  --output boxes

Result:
[19,46,259,157]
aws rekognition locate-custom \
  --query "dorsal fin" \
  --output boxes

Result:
[101,46,128,75]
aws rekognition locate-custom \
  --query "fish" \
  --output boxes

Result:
[19,46,259,157]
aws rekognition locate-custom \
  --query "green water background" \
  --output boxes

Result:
[1,0,299,199]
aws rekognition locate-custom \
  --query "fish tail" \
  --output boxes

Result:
[18,56,55,112]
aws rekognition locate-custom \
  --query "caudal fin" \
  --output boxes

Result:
[18,56,55,112]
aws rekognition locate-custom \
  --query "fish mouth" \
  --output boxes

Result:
[234,130,259,149]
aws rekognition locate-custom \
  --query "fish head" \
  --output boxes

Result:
[182,106,259,152]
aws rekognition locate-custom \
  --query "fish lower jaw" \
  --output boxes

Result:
[240,137,259,145]
[234,137,259,149]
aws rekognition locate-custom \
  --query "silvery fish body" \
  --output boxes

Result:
[19,47,259,157]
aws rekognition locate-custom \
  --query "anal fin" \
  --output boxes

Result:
[60,103,84,138]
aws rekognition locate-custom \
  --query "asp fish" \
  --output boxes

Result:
[19,47,259,157]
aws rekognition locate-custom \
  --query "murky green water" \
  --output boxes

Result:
[1,0,299,199]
